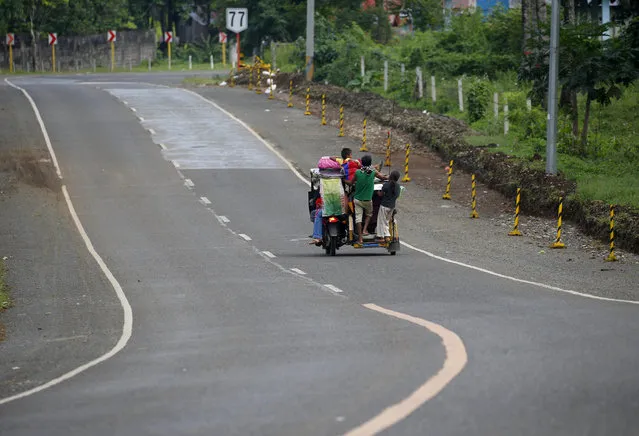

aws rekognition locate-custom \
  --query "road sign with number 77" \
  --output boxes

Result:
[226,8,248,33]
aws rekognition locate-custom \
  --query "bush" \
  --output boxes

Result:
[467,78,491,123]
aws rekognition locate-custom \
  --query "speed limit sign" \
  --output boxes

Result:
[226,8,248,33]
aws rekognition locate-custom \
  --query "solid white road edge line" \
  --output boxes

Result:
[180,87,639,306]
[345,304,468,436]
[0,79,134,406]
[290,268,306,275]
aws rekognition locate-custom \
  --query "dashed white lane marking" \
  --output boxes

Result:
[147,128,155,135]
[159,143,167,150]
[2,79,133,406]
[218,215,230,223]
[184,179,194,188]
[123,100,128,105]
[172,160,180,168]
[262,251,276,258]
[290,268,306,275]
[138,117,145,122]
[199,196,211,205]
[346,304,467,436]
[130,107,137,112]
[324,284,343,294]
[238,233,252,241]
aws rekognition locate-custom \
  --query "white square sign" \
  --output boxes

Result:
[226,8,248,33]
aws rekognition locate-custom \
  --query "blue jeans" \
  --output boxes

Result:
[312,209,323,239]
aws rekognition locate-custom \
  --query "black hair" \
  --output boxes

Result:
[389,170,401,196]
[361,154,372,167]
[341,148,352,160]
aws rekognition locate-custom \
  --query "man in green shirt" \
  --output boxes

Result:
[345,155,388,245]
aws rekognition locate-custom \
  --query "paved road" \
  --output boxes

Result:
[1,74,638,436]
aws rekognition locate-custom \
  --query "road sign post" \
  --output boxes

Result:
[226,8,248,68]
[108,30,117,72]
[48,33,58,73]
[219,32,227,67]
[164,31,173,70]
[6,34,15,73]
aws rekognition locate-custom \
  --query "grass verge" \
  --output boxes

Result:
[182,76,223,86]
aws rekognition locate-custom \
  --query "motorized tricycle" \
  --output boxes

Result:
[308,168,401,256]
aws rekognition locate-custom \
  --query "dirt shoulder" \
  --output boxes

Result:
[185,82,639,301]
[0,82,121,398]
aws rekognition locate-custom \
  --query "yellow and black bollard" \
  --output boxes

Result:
[384,131,392,167]
[550,197,566,248]
[360,118,368,152]
[605,204,618,262]
[402,144,411,182]
[470,174,479,218]
[287,80,293,108]
[508,188,522,236]
[321,94,327,125]
[268,69,274,100]
[338,105,345,137]
[304,87,311,115]
[229,69,235,88]
[248,66,253,91]
[255,68,262,94]
[442,160,454,200]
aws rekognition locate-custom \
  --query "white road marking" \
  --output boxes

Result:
[238,233,252,241]
[218,215,230,223]
[158,143,167,150]
[290,268,306,275]
[262,250,276,258]
[172,160,180,168]
[184,178,194,188]
[324,284,343,293]
[346,304,467,436]
[138,117,145,122]
[1,79,133,406]
[147,128,155,135]
[199,196,211,205]
[123,100,128,105]
[130,107,137,112]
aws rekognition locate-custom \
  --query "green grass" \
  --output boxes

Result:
[182,76,223,86]
[0,259,10,311]
[0,60,228,76]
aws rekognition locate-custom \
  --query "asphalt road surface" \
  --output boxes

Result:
[1,74,638,436]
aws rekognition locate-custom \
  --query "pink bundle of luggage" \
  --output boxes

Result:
[317,156,342,170]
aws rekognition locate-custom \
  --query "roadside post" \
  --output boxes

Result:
[470,174,479,218]
[458,78,464,111]
[321,94,326,125]
[226,8,248,71]
[164,31,173,70]
[442,160,453,200]
[48,33,57,73]
[360,118,368,152]
[210,55,214,69]
[268,69,274,100]
[108,30,116,72]
[550,197,566,248]
[288,80,293,107]
[6,34,15,73]
[338,105,345,136]
[219,32,227,66]
[508,188,523,236]
[385,131,391,167]
[605,205,618,262]
[304,87,311,115]
[402,144,411,183]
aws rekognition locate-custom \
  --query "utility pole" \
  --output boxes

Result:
[545,0,560,175]
[306,0,315,81]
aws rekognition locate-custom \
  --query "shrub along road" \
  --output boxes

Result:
[0,73,638,436]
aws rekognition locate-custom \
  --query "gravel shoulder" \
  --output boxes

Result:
[187,84,639,301]
[0,82,121,398]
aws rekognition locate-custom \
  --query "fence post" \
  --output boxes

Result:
[458,78,464,112]
[431,76,437,103]
[504,103,509,135]
[527,98,532,111]
[416,67,423,100]
[360,55,365,77]
[493,93,499,119]
[384,60,388,92]
[210,55,214,70]
[271,42,276,70]
[148,57,151,71]
[400,63,405,83]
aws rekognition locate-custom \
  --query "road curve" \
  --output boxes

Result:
[1,75,638,436]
